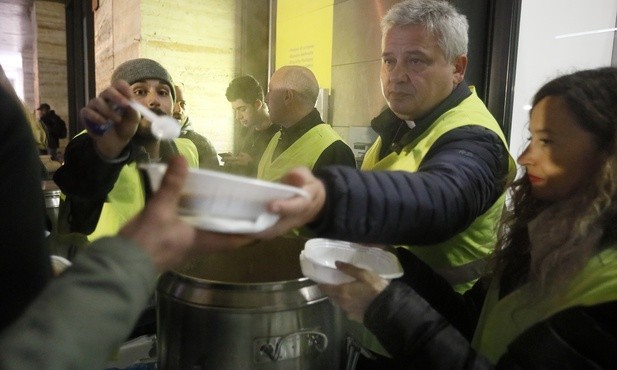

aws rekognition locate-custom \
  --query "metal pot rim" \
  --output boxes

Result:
[157,270,326,310]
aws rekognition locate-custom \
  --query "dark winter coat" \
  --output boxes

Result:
[363,248,617,369]
[40,110,67,149]
[0,82,52,332]
[309,84,510,245]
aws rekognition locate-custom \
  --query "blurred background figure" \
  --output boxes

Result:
[25,108,55,179]
[173,83,220,169]
[36,102,67,162]
[223,75,279,177]
[27,109,48,155]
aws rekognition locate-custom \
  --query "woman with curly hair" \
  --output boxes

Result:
[253,67,617,369]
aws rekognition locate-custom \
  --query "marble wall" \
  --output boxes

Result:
[93,0,243,153]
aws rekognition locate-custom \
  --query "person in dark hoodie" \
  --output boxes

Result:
[36,102,66,161]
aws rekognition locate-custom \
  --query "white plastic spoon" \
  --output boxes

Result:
[127,100,180,139]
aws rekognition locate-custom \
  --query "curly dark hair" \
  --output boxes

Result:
[493,67,617,293]
[225,75,264,104]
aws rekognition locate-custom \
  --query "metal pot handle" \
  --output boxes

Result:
[255,329,328,363]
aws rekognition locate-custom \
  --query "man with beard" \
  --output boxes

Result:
[173,83,219,169]
[54,58,199,246]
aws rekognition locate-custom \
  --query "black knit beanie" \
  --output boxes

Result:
[111,58,176,101]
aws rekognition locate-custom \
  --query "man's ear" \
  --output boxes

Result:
[254,99,263,110]
[452,54,467,84]
[284,89,294,105]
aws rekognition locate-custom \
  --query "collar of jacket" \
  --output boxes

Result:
[180,116,194,134]
[371,81,473,155]
[278,108,323,145]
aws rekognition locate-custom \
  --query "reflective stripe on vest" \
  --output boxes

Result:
[257,123,343,181]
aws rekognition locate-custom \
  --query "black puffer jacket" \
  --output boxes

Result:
[365,249,617,369]
[309,83,510,246]
[305,82,617,368]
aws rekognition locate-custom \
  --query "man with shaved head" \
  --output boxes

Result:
[259,65,355,181]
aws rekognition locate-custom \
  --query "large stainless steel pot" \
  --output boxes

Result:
[42,180,60,228]
[157,237,343,370]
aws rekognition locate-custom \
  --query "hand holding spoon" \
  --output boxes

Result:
[127,100,180,139]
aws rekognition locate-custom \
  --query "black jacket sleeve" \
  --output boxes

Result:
[394,248,489,339]
[365,249,617,369]
[310,125,508,245]
[365,281,494,369]
[497,301,617,369]
[366,282,617,369]
[53,134,132,198]
[53,134,131,234]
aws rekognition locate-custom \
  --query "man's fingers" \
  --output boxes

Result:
[317,283,340,296]
[111,79,134,98]
[334,261,370,281]
[277,167,311,187]
[267,194,310,215]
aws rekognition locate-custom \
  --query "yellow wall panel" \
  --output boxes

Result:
[276,0,333,89]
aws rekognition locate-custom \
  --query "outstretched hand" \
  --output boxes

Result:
[121,162,330,268]
[254,167,327,239]
[318,261,390,323]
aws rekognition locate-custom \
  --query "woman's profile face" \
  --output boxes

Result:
[517,96,603,202]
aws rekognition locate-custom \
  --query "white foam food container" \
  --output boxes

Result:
[140,163,308,233]
[300,238,403,284]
